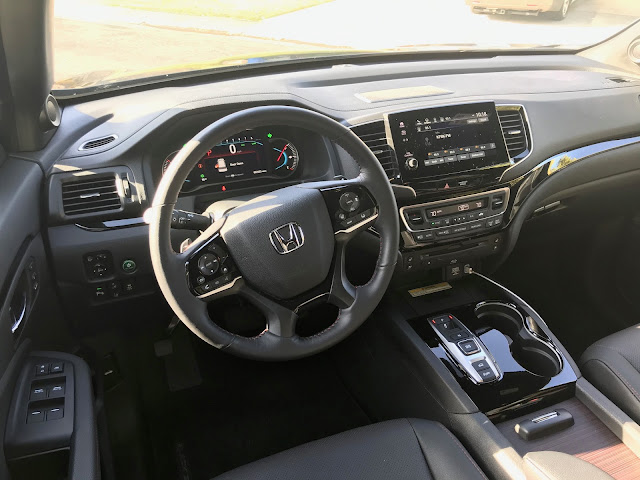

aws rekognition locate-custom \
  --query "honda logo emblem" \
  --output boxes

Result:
[269,222,304,254]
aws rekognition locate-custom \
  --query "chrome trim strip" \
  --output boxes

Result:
[196,276,242,299]
[501,135,640,184]
[334,212,379,235]
[399,187,510,233]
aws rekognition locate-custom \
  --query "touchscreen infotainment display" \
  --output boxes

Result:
[385,102,510,180]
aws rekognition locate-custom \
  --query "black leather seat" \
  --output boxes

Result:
[213,418,487,480]
[581,325,640,424]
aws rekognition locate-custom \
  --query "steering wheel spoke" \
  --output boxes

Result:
[327,240,356,309]
[239,284,298,338]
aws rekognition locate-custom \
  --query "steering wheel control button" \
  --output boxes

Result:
[457,339,480,356]
[196,276,206,285]
[197,254,220,276]
[121,259,137,274]
[339,192,360,212]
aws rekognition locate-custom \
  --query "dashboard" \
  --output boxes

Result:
[39,53,640,313]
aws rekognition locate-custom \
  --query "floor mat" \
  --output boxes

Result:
[156,335,371,480]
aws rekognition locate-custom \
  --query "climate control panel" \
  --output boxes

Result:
[400,187,509,245]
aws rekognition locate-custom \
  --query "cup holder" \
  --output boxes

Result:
[474,302,562,377]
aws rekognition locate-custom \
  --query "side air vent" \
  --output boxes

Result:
[497,107,530,161]
[62,174,122,215]
[351,121,401,182]
[79,134,117,151]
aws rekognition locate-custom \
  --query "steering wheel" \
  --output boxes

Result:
[149,106,399,360]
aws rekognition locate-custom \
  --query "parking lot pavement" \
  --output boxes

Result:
[53,0,639,86]
[248,0,639,49]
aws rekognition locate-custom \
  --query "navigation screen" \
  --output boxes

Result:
[385,102,510,180]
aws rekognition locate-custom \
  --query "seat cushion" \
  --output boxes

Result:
[581,324,640,424]
[213,418,487,480]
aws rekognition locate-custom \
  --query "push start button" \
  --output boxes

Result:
[121,259,137,273]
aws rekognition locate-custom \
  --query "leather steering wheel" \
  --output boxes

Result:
[149,106,399,360]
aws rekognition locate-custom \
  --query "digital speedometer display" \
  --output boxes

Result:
[162,132,300,192]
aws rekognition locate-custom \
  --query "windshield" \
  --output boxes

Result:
[53,0,640,92]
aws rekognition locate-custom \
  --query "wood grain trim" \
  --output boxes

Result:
[497,398,640,480]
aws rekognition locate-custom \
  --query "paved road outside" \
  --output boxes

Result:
[54,0,640,87]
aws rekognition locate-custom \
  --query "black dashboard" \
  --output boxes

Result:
[35,53,640,317]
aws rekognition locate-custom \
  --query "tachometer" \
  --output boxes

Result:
[270,139,299,177]
[162,150,178,174]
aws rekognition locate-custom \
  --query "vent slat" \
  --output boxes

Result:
[79,135,117,150]
[62,174,121,215]
[498,108,529,160]
[351,121,400,181]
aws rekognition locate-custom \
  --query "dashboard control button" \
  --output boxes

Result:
[448,330,469,341]
[477,368,497,382]
[122,279,135,294]
[470,151,486,159]
[444,156,457,163]
[339,192,360,212]
[121,259,137,273]
[405,158,419,170]
[197,254,219,276]
[35,363,49,376]
[436,228,451,237]
[472,359,490,372]
[458,339,480,356]
[414,231,434,242]
[469,222,483,231]
[493,216,503,227]
[452,225,468,234]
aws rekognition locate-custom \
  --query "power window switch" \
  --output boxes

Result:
[46,407,64,421]
[35,363,49,376]
[457,339,480,356]
[50,362,64,374]
[48,383,65,398]
[27,409,45,424]
[30,386,47,401]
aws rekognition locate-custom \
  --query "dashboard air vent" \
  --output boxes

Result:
[62,174,122,216]
[79,134,117,151]
[351,121,401,182]
[497,107,530,161]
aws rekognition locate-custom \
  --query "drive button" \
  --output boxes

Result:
[457,339,480,355]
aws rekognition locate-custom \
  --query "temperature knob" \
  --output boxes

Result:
[405,158,419,171]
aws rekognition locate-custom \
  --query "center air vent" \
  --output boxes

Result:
[79,134,117,151]
[350,121,400,182]
[497,107,530,161]
[62,174,122,216]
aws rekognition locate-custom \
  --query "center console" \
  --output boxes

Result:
[379,101,524,287]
